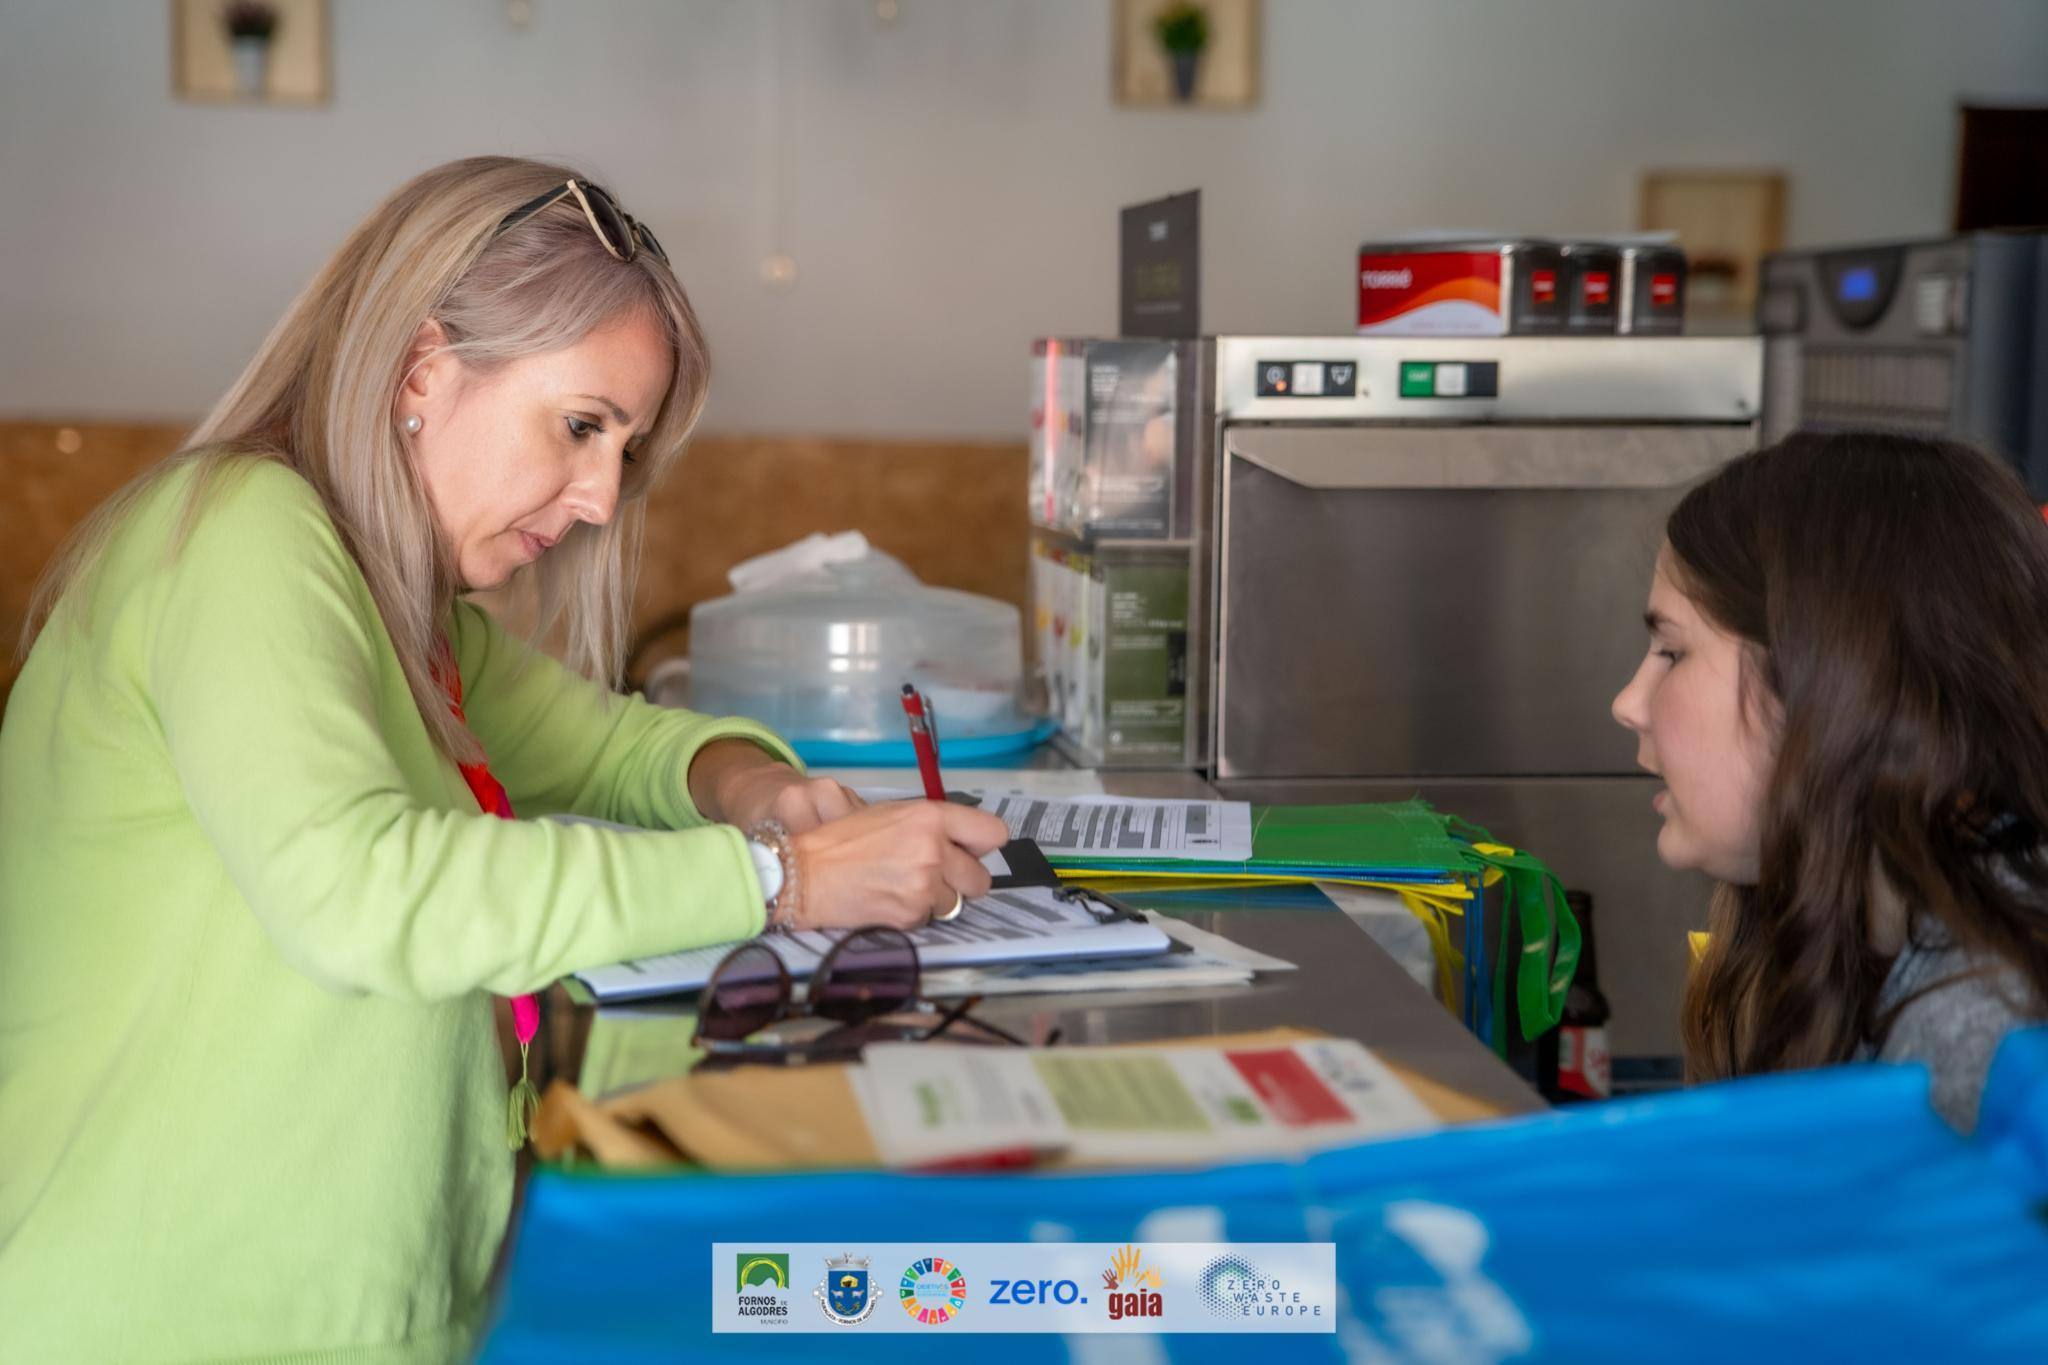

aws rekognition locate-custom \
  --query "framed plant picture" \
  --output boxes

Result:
[172,0,331,106]
[1114,0,1261,109]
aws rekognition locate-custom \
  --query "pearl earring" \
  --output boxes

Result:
[403,415,423,435]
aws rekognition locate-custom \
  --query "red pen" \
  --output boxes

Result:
[900,683,946,802]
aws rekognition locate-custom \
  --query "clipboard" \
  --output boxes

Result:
[987,837,1058,889]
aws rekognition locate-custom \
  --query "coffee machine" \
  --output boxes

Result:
[1758,231,2048,496]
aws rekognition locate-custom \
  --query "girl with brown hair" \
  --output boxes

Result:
[1612,430,2048,1131]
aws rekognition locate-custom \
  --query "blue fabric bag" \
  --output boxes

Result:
[481,1028,2048,1364]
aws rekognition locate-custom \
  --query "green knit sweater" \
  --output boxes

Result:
[0,456,795,1362]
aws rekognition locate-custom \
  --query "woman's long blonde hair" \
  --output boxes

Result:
[22,156,709,758]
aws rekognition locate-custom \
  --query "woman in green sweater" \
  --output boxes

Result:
[0,156,1006,1363]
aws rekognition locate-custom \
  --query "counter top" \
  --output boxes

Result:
[541,897,1540,1123]
[535,763,1541,1122]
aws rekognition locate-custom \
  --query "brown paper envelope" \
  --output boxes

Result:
[531,1079,682,1167]
[622,1064,881,1170]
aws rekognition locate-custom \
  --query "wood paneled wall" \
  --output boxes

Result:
[1,421,1030,705]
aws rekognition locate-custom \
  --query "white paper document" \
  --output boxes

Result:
[843,791,1252,862]
[916,915,1296,999]
[572,884,1171,1003]
[850,1037,1441,1168]
[979,794,1254,861]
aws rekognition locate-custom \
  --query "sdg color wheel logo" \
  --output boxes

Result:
[899,1255,968,1324]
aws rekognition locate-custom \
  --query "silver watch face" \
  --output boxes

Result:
[747,836,787,908]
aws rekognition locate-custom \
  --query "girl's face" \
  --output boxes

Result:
[400,310,671,591]
[1611,545,1777,884]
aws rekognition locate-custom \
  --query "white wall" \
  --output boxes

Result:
[4,0,2045,438]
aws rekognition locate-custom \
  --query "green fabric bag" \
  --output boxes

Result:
[1059,798,1581,1047]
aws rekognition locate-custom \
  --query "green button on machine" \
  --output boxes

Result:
[1399,361,1436,398]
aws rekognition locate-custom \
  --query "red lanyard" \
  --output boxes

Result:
[433,638,541,1150]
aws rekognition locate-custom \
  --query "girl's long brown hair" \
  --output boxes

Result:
[1676,431,2048,1080]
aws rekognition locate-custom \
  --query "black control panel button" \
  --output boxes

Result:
[1256,359,1359,398]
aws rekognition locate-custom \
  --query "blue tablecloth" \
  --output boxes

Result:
[481,1027,2048,1363]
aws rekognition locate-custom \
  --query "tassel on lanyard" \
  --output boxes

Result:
[434,637,542,1151]
[505,994,541,1151]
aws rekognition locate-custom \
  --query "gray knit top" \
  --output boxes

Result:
[1865,920,2044,1132]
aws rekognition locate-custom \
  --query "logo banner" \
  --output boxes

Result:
[711,1242,1336,1334]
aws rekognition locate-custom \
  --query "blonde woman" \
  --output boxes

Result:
[0,157,1006,1362]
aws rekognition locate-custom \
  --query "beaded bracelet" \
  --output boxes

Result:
[746,818,803,931]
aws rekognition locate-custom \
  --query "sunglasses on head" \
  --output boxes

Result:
[493,178,669,266]
[690,925,1047,1070]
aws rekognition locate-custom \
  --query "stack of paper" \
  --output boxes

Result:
[1040,799,1478,884]
[917,914,1295,999]
[572,884,1170,1004]
[847,788,1256,862]
[979,794,1257,862]
[852,792,1476,892]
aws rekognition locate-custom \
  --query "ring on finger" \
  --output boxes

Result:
[936,891,965,922]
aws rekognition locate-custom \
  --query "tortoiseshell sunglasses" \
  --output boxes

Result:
[493,178,668,266]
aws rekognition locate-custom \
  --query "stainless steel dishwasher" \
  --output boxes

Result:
[1204,336,1761,1060]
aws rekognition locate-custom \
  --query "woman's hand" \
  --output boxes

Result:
[789,800,1011,931]
[690,740,863,834]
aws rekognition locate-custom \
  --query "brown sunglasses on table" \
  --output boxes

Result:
[689,924,1054,1072]
[493,178,669,266]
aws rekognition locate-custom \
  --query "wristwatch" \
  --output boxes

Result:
[746,837,785,906]
[744,819,801,929]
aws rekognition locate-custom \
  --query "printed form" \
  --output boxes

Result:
[574,885,1170,1003]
